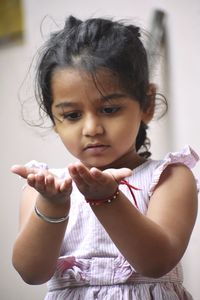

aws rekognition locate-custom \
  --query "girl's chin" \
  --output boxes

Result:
[80,158,115,170]
[79,152,144,170]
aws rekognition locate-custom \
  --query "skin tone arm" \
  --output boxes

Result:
[68,162,198,278]
[11,161,197,283]
[11,166,73,284]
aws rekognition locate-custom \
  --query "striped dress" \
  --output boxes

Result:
[27,145,199,299]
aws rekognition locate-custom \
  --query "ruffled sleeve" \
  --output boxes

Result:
[149,145,199,197]
[25,160,49,170]
[24,160,68,180]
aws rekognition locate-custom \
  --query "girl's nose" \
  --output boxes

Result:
[82,115,104,137]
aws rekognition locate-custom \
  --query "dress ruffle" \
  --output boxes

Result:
[47,255,183,290]
[25,160,49,170]
[45,256,191,300]
[48,255,135,290]
[25,160,68,180]
[149,145,199,197]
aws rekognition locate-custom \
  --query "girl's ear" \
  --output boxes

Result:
[141,83,156,124]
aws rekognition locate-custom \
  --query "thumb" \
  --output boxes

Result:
[11,165,40,179]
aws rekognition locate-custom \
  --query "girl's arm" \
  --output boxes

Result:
[69,162,198,278]
[11,166,72,284]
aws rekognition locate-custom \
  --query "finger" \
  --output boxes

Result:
[89,168,108,184]
[29,172,46,192]
[11,165,29,178]
[45,174,59,193]
[75,164,96,185]
[59,178,72,192]
[68,164,88,187]
[117,168,133,178]
[106,168,133,182]
[26,173,37,187]
[11,165,39,179]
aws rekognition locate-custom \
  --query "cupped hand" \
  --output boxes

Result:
[11,165,72,203]
[68,162,132,200]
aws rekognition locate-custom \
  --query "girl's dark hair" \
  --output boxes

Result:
[35,15,166,158]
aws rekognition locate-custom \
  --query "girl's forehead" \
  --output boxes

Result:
[51,68,129,108]
[51,67,123,94]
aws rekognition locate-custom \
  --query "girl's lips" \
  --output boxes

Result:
[84,144,110,154]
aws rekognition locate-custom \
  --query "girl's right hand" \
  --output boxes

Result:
[11,165,72,204]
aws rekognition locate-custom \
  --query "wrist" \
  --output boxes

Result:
[34,205,69,224]
[35,195,71,219]
[85,186,119,206]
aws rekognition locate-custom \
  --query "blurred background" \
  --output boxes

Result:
[1,0,200,299]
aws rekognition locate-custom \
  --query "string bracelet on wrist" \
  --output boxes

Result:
[85,186,120,206]
[85,180,140,208]
[34,205,69,224]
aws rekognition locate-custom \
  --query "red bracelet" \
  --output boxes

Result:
[85,180,140,207]
[85,186,119,206]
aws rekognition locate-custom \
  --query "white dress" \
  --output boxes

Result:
[26,145,199,299]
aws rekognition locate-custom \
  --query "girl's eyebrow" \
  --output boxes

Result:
[54,93,127,109]
[54,102,79,109]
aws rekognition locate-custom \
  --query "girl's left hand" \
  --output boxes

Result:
[11,165,72,204]
[68,162,132,200]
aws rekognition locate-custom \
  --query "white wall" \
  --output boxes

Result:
[1,0,199,299]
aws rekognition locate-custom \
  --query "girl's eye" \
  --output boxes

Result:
[62,112,82,121]
[101,107,120,114]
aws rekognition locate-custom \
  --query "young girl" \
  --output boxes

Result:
[11,16,199,299]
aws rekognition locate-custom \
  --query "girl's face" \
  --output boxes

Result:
[51,68,151,170]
